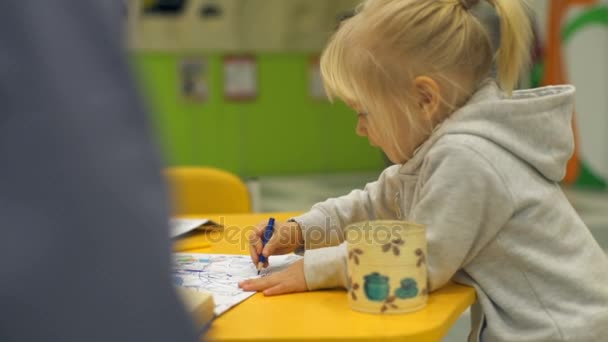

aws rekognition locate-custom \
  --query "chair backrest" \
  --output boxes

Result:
[165,167,251,216]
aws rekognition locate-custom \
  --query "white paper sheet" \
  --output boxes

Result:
[172,253,301,316]
[170,218,220,238]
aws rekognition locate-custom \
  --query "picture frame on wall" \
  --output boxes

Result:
[180,58,208,102]
[223,55,258,101]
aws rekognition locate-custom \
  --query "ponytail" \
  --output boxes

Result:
[319,0,534,161]
[485,0,533,94]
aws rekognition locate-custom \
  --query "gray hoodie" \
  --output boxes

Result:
[293,80,608,342]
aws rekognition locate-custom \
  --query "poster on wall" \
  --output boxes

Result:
[223,55,257,101]
[180,58,208,102]
[309,57,327,100]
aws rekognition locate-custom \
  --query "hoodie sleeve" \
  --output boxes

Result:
[292,165,402,291]
[412,141,515,291]
[292,165,402,251]
[303,243,350,290]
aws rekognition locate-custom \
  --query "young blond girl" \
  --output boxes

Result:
[240,0,608,340]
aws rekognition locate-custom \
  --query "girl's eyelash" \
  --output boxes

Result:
[358,112,368,116]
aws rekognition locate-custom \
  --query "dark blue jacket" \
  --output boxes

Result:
[0,1,198,341]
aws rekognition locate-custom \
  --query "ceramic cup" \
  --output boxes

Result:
[345,220,428,314]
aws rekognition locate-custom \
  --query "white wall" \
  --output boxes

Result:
[529,0,608,182]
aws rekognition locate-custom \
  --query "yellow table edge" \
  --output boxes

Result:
[175,212,476,342]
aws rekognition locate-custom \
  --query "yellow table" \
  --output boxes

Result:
[177,212,476,342]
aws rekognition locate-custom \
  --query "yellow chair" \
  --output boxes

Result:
[165,167,251,216]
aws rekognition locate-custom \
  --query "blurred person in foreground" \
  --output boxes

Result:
[0,1,198,341]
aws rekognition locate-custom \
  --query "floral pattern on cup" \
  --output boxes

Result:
[382,238,405,256]
[416,248,426,267]
[395,278,419,299]
[349,248,364,265]
[381,295,399,313]
[347,276,361,301]
[363,272,390,302]
[346,220,427,314]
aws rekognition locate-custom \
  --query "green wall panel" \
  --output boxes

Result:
[134,54,199,166]
[132,53,385,176]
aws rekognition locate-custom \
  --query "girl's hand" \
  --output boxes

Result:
[248,220,303,268]
[239,259,307,296]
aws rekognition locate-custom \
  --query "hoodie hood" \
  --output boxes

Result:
[402,80,576,182]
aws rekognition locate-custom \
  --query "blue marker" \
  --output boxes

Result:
[257,217,275,274]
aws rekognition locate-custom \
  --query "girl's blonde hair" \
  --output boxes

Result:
[320,0,532,161]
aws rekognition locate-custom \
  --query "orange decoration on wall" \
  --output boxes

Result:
[542,0,597,184]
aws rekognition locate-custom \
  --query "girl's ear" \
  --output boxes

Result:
[413,76,441,121]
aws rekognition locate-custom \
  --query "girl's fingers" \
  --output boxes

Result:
[262,234,281,257]
[262,225,293,256]
[263,282,289,296]
[249,242,259,264]
[238,279,257,291]
[248,222,268,263]
[240,260,306,296]
[238,274,280,291]
[248,228,264,255]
